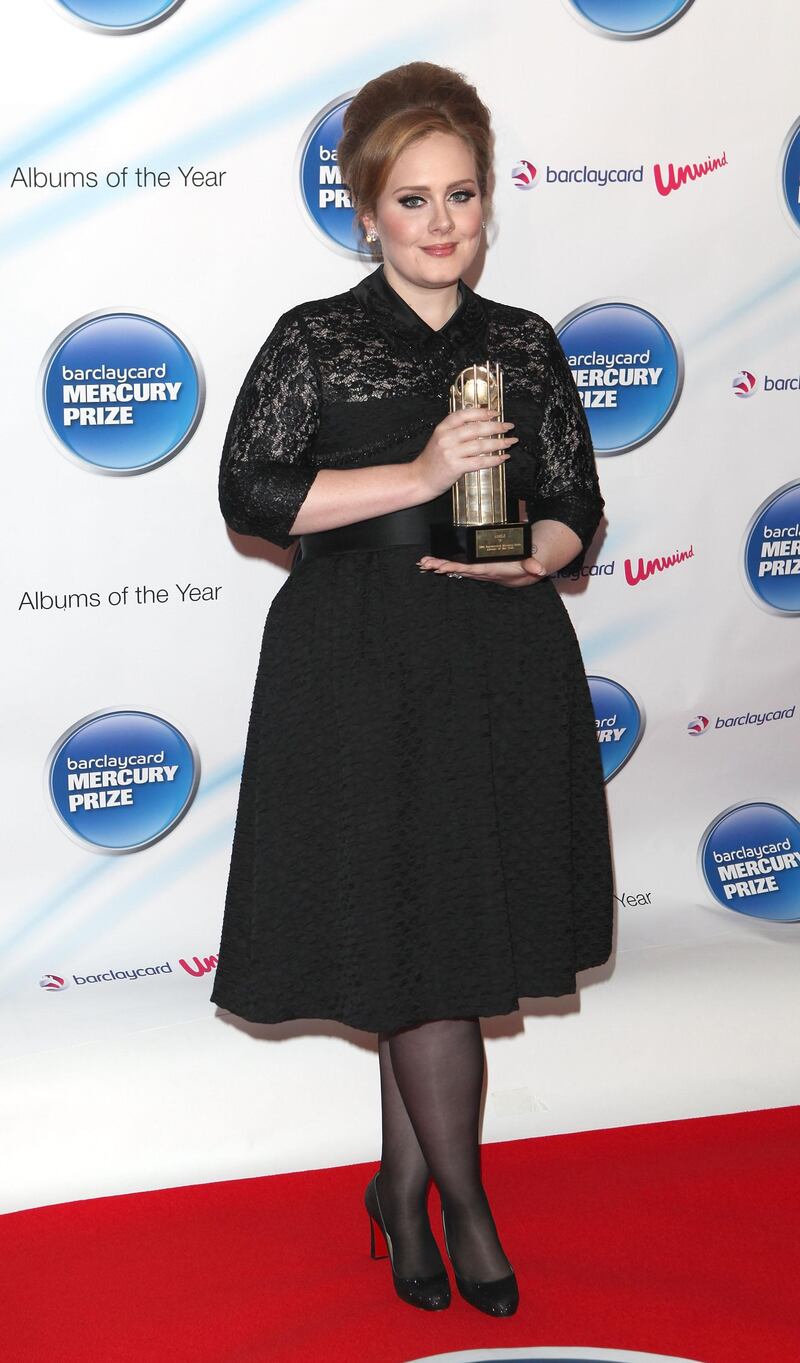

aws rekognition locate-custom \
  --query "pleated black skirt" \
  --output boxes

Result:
[210,544,614,1032]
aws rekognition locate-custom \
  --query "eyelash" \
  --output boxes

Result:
[397,190,476,209]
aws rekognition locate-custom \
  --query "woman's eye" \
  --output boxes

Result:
[397,190,476,209]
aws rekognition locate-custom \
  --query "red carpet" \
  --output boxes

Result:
[3,1106,798,1363]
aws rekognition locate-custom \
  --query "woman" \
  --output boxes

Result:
[211,61,614,1318]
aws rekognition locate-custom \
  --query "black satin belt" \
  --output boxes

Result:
[297,491,452,563]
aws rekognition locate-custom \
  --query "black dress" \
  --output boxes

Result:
[210,264,614,1032]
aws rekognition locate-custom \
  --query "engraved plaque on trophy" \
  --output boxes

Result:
[429,361,533,563]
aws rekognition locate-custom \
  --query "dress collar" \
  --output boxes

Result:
[350,263,487,352]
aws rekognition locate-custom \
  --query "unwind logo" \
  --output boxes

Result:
[52,1,186,33]
[39,311,204,475]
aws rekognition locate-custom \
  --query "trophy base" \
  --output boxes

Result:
[429,519,532,564]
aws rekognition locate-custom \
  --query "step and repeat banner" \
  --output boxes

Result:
[2,0,799,1213]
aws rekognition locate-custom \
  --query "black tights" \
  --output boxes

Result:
[376,1017,511,1281]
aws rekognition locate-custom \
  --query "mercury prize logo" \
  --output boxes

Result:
[46,709,200,854]
[405,1346,709,1362]
[699,802,800,921]
[39,311,204,475]
[742,480,800,615]
[566,0,695,38]
[297,94,363,257]
[51,1,186,33]
[779,116,800,236]
[556,300,683,454]
[587,676,644,781]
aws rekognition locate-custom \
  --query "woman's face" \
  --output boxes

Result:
[362,130,483,289]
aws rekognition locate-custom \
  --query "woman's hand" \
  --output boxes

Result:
[413,408,518,499]
[413,408,546,586]
[416,550,548,587]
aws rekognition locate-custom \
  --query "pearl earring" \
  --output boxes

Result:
[365,229,378,243]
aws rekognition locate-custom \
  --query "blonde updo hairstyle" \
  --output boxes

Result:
[337,61,493,255]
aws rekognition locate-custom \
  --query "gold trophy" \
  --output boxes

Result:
[429,361,533,563]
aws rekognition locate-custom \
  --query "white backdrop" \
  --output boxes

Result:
[2,0,799,1215]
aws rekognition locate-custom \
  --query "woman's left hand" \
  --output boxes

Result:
[416,553,548,587]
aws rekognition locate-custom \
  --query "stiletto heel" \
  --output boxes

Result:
[440,1204,519,1317]
[368,1209,388,1260]
[364,1172,451,1310]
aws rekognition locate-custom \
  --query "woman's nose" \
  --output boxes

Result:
[429,200,455,233]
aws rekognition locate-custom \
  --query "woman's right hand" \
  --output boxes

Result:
[412,409,519,499]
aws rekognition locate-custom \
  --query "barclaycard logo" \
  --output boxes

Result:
[565,0,695,39]
[403,1347,709,1362]
[513,158,642,188]
[733,369,800,395]
[733,370,757,397]
[512,161,540,189]
[51,1,186,34]
[37,955,218,991]
[39,975,68,991]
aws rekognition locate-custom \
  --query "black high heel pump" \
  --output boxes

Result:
[440,1204,519,1316]
[365,1172,451,1311]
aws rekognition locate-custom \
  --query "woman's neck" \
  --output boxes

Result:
[382,261,461,333]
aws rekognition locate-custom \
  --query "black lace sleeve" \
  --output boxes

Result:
[218,309,320,549]
[527,321,605,574]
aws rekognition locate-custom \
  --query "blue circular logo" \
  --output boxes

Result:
[53,0,185,32]
[587,676,644,781]
[567,0,695,38]
[39,311,204,475]
[296,93,364,257]
[556,300,683,455]
[779,117,800,236]
[405,1349,706,1362]
[742,480,800,615]
[699,802,800,922]
[47,710,200,854]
